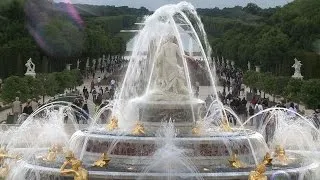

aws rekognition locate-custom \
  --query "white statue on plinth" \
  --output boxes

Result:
[255,66,260,72]
[247,61,251,71]
[77,59,80,69]
[150,36,189,100]
[292,58,303,79]
[97,58,101,68]
[92,59,96,69]
[25,58,36,77]
[86,58,90,68]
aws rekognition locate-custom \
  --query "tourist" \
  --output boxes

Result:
[22,99,33,115]
[82,101,89,124]
[288,102,297,117]
[92,88,97,102]
[97,77,101,86]
[254,101,263,129]
[90,80,95,93]
[99,86,103,95]
[96,93,103,106]
[12,97,22,123]
[205,95,212,108]
[31,98,38,111]
[248,104,255,126]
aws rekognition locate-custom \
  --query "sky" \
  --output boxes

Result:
[54,0,294,10]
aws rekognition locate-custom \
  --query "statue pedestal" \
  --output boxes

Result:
[292,73,303,80]
[25,72,36,78]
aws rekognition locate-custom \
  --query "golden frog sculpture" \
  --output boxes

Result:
[42,148,57,162]
[248,163,267,180]
[60,151,88,180]
[106,116,119,131]
[262,152,273,166]
[93,153,111,168]
[228,152,245,168]
[132,122,145,135]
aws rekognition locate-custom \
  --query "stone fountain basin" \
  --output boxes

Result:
[69,129,264,162]
[23,151,319,180]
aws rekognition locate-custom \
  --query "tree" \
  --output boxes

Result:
[300,79,320,109]
[284,78,303,102]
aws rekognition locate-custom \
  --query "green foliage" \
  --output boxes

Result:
[284,79,303,102]
[0,1,137,79]
[300,79,320,109]
[244,71,320,109]
[0,70,82,103]
[204,0,320,78]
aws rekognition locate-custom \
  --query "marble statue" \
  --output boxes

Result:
[292,58,303,79]
[247,61,251,71]
[77,59,80,69]
[25,58,36,77]
[231,61,235,68]
[153,36,189,99]
[255,66,260,73]
[86,58,89,68]
[97,58,101,68]
[92,59,96,69]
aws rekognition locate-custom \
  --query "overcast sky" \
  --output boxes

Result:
[54,0,294,10]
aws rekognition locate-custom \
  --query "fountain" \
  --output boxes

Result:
[1,2,320,180]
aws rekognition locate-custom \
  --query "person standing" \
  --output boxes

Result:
[12,97,22,123]
[254,101,264,129]
[97,77,101,87]
[92,88,97,103]
[23,99,33,115]
[82,101,89,124]
[90,80,95,93]
[31,98,38,112]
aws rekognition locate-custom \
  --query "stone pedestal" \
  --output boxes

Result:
[292,73,303,80]
[255,66,260,72]
[25,72,36,78]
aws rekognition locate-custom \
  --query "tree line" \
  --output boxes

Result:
[244,71,320,109]
[0,0,147,79]
[1,69,83,103]
[200,1,320,79]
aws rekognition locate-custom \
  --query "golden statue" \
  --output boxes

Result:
[60,160,88,180]
[274,146,288,165]
[0,146,20,165]
[262,152,272,166]
[51,144,64,153]
[93,153,111,168]
[132,122,145,135]
[60,151,88,180]
[42,148,57,162]
[106,116,119,131]
[248,163,267,180]
[221,117,232,132]
[0,163,9,178]
[228,152,244,168]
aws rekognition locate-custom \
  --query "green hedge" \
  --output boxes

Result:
[244,71,320,109]
[0,69,83,103]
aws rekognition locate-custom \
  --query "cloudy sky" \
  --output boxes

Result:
[55,0,294,10]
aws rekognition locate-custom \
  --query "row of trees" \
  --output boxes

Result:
[202,1,320,79]
[244,71,320,109]
[0,0,144,78]
[0,69,83,103]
